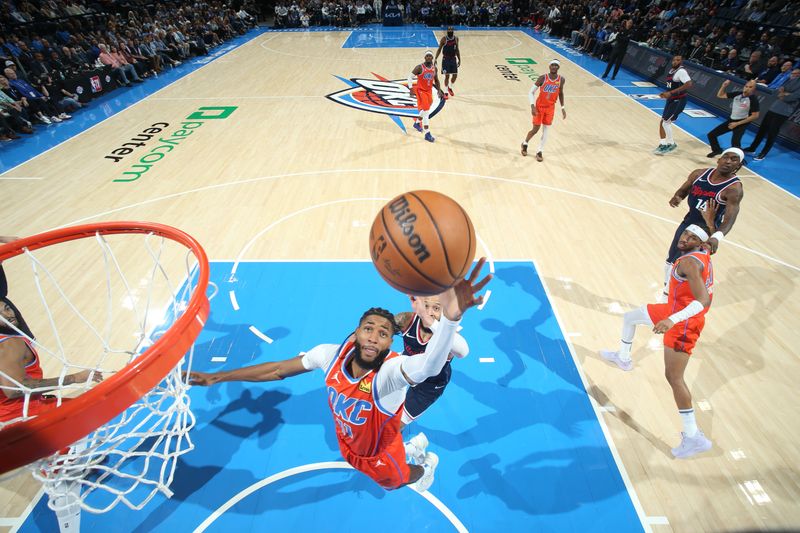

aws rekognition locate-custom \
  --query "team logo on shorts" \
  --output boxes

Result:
[326,73,445,133]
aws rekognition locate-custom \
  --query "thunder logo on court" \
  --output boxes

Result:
[326,73,445,132]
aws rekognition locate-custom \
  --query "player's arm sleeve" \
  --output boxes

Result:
[301,344,339,371]
[401,316,459,384]
[429,319,469,358]
[528,83,538,104]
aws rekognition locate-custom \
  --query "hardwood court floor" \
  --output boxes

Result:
[1,29,798,532]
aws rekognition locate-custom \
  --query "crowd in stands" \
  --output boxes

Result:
[535,0,798,87]
[273,0,798,88]
[0,0,259,142]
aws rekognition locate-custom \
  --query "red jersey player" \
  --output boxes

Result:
[599,225,714,459]
[0,263,101,423]
[521,59,566,162]
[408,50,444,143]
[189,259,491,491]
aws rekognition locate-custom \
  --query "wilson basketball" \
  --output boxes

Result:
[369,190,476,296]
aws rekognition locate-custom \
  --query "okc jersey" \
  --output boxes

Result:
[668,249,713,312]
[536,74,562,108]
[0,335,42,422]
[324,340,403,457]
[683,168,741,228]
[416,64,435,93]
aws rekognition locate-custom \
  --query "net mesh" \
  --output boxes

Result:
[0,228,210,514]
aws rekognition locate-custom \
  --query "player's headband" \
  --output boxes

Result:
[424,50,434,57]
[549,59,561,66]
[685,224,709,241]
[721,147,744,161]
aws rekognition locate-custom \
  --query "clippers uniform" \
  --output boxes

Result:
[648,249,713,355]
[533,74,562,126]
[667,168,741,262]
[401,315,452,423]
[441,36,458,75]
[662,66,690,121]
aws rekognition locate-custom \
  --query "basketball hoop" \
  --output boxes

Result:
[0,222,209,516]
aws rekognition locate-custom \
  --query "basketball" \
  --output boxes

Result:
[369,190,476,296]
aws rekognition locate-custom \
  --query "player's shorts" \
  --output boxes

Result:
[647,303,705,355]
[403,360,451,423]
[338,431,411,490]
[0,396,67,424]
[441,57,458,75]
[415,87,433,111]
[533,105,555,126]
[662,97,687,122]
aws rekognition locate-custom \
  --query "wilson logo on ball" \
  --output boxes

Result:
[389,195,431,263]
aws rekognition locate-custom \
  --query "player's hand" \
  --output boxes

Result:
[653,318,674,334]
[721,80,731,88]
[561,108,567,119]
[669,195,683,207]
[439,257,492,321]
[437,89,444,99]
[727,121,738,130]
[700,198,719,229]
[658,91,669,99]
[69,369,103,385]
[702,238,719,254]
[185,371,221,386]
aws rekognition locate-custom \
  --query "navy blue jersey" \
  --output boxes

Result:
[665,67,689,100]
[442,36,457,59]
[401,314,429,355]
[683,168,741,228]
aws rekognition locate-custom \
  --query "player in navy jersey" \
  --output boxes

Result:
[660,147,744,298]
[655,55,693,155]
[393,295,469,461]
[434,26,460,98]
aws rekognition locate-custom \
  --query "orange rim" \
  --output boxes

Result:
[0,222,209,474]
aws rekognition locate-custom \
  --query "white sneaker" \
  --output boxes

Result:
[50,116,62,123]
[599,350,633,371]
[671,430,712,459]
[40,116,52,124]
[409,452,439,493]
[404,432,428,465]
[59,113,71,120]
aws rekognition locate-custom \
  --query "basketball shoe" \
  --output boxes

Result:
[404,432,429,465]
[671,430,712,459]
[665,143,678,152]
[413,121,423,133]
[448,87,454,96]
[599,350,633,371]
[409,452,439,493]
[425,132,435,143]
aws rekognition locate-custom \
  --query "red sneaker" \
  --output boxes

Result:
[448,87,455,96]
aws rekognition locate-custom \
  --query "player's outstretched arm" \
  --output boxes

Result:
[187,355,310,386]
[669,169,704,207]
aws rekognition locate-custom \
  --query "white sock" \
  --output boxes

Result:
[538,126,549,152]
[522,141,528,147]
[619,306,653,361]
[679,408,698,437]
[663,122,674,144]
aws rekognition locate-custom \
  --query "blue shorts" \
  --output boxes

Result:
[662,97,687,122]
[403,360,452,420]
[441,57,458,75]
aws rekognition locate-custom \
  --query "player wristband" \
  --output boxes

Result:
[668,300,704,324]
[711,231,724,243]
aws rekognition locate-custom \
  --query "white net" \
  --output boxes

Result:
[0,227,211,516]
